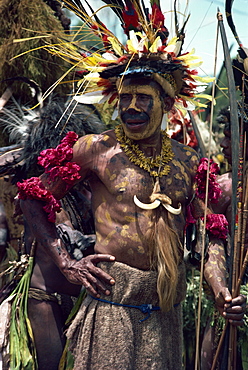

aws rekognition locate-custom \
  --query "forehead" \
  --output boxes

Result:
[118,78,161,96]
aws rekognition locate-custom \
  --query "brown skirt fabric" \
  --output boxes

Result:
[67,261,186,370]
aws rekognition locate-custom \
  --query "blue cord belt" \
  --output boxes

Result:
[90,296,179,322]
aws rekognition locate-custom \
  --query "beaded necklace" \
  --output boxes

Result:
[115,124,174,177]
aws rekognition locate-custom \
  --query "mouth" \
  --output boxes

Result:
[122,112,149,130]
[125,118,147,127]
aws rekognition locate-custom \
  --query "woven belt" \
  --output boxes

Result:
[90,295,179,322]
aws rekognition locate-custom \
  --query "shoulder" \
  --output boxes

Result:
[171,139,199,158]
[170,139,199,173]
[73,130,116,154]
[216,172,232,195]
[211,172,232,216]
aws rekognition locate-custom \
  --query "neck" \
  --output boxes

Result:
[134,129,162,157]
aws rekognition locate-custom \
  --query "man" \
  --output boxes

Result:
[200,105,248,370]
[17,1,246,368]
[200,36,248,366]
[0,100,102,369]
[18,72,246,369]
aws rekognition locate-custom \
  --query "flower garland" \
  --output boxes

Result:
[205,214,228,239]
[194,157,222,203]
[115,124,174,177]
[17,177,61,223]
[17,131,81,223]
[186,158,228,240]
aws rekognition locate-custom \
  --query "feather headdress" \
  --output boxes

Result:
[32,1,213,113]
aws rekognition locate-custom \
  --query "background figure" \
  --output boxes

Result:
[0,99,105,369]
[201,46,248,370]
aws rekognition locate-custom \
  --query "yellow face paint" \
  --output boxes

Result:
[115,181,129,189]
[120,228,129,237]
[131,233,140,242]
[84,135,94,151]
[117,78,165,140]
[96,232,102,242]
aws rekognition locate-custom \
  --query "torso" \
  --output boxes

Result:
[46,129,199,270]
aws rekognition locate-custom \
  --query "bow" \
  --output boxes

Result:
[225,0,243,48]
[211,4,242,370]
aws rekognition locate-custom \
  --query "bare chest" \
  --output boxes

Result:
[91,151,193,208]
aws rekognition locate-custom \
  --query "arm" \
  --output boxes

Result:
[204,237,246,326]
[20,198,115,298]
[19,132,117,296]
[190,158,246,325]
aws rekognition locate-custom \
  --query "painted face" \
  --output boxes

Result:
[220,127,232,164]
[117,77,165,140]
[221,125,248,164]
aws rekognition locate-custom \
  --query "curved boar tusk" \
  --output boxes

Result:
[133,195,161,210]
[162,202,182,215]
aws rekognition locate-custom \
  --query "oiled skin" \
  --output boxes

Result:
[20,78,246,369]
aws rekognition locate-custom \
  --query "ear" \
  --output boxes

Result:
[163,96,175,112]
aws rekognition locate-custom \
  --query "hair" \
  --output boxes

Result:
[146,207,183,312]
[217,106,248,133]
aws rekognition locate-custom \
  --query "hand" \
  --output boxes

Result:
[61,254,116,297]
[215,287,247,326]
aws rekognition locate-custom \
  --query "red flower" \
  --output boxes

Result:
[56,144,73,162]
[38,148,60,168]
[61,131,78,146]
[17,132,81,223]
[57,162,81,184]
[17,177,61,223]
[205,214,228,239]
[195,158,222,203]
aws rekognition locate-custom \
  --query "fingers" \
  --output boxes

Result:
[90,254,116,263]
[85,274,111,297]
[86,254,116,284]
[75,254,116,297]
[223,294,246,310]
[222,294,247,326]
[226,317,245,326]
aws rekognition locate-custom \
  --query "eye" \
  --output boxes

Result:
[137,94,151,102]
[120,94,132,103]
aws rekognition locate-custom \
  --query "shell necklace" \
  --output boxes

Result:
[115,124,174,178]
[115,124,181,214]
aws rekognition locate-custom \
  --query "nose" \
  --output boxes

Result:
[127,95,142,112]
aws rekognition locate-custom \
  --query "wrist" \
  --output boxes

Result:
[50,239,73,272]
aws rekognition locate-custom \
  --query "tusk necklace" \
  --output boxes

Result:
[133,177,182,215]
[115,125,181,215]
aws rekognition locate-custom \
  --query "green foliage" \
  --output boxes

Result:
[9,256,37,370]
[0,0,71,104]
[183,270,248,370]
